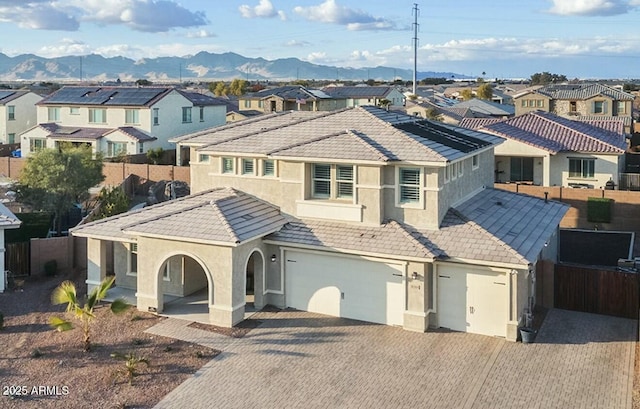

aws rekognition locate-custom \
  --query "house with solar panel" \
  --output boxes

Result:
[322,85,405,108]
[71,106,568,342]
[19,86,226,158]
[0,90,42,145]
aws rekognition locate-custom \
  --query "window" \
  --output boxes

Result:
[242,158,254,175]
[569,101,577,112]
[593,101,605,114]
[48,107,60,122]
[125,109,139,124]
[107,142,127,157]
[152,108,159,125]
[199,106,204,122]
[258,101,263,108]
[472,154,479,169]
[163,261,171,281]
[7,105,15,120]
[30,138,45,152]
[182,107,192,123]
[263,159,275,176]
[199,154,210,163]
[244,100,251,108]
[69,107,80,115]
[616,101,625,114]
[399,167,420,204]
[7,133,15,144]
[89,108,107,123]
[128,243,138,276]
[569,158,595,179]
[536,99,544,108]
[312,164,331,198]
[457,161,464,177]
[336,165,353,199]
[138,142,144,154]
[222,157,234,173]
[449,163,457,180]
[444,164,450,183]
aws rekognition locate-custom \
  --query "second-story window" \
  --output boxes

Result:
[472,154,479,170]
[153,108,159,125]
[222,157,234,174]
[48,107,60,122]
[244,100,251,108]
[593,101,606,114]
[242,158,254,175]
[569,101,577,112]
[312,164,331,198]
[616,101,625,114]
[7,105,15,120]
[336,166,353,198]
[312,164,353,199]
[399,167,420,204]
[263,159,275,176]
[125,109,139,124]
[199,106,204,122]
[182,107,192,123]
[89,108,107,124]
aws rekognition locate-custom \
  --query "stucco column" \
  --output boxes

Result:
[404,262,430,332]
[85,238,108,294]
[175,144,182,167]
[542,155,551,187]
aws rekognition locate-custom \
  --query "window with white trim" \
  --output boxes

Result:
[399,167,420,204]
[336,165,353,199]
[457,161,464,177]
[312,164,331,198]
[222,157,234,174]
[450,163,457,180]
[128,243,138,276]
[199,154,210,163]
[199,106,204,122]
[472,154,479,169]
[7,105,15,120]
[30,138,46,153]
[444,165,450,183]
[125,109,139,124]
[242,158,254,175]
[70,107,80,115]
[107,142,127,157]
[593,100,606,114]
[569,158,595,178]
[244,100,251,108]
[616,101,625,114]
[152,108,159,125]
[263,159,275,176]
[89,108,107,124]
[48,107,60,122]
[182,107,192,123]
[310,164,354,200]
[7,133,15,144]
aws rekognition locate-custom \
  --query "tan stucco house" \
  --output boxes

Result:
[72,106,568,341]
[460,111,627,188]
[0,90,42,144]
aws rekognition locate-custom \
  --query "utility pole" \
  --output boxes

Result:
[412,3,419,95]
[79,56,83,83]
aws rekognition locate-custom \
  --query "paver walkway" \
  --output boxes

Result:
[147,308,636,409]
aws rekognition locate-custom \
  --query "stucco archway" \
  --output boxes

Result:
[245,249,265,311]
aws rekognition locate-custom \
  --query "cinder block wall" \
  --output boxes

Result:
[30,236,72,276]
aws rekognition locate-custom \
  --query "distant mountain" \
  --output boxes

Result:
[0,51,465,82]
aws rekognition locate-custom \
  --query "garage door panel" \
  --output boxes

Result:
[285,251,404,326]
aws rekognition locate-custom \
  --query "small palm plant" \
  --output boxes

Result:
[50,276,130,352]
[110,352,150,385]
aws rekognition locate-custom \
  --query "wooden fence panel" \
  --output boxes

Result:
[6,241,30,277]
[555,264,639,319]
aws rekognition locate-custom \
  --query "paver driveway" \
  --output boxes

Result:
[148,308,636,409]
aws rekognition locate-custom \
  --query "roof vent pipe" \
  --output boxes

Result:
[544,191,549,203]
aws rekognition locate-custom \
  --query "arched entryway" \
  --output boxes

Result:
[245,250,265,315]
[157,254,213,323]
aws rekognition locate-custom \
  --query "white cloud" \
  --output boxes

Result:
[293,0,398,31]
[239,0,286,20]
[186,29,216,39]
[37,38,91,57]
[285,40,311,47]
[546,0,638,16]
[0,3,79,31]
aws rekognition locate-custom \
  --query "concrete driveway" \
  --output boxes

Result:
[148,308,636,409]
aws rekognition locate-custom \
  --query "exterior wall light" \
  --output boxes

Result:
[271,254,277,262]
[412,272,418,280]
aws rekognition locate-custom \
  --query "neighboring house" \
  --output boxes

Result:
[0,90,42,144]
[239,86,343,113]
[322,85,405,108]
[72,106,568,341]
[0,204,22,292]
[226,110,262,123]
[513,83,635,133]
[460,111,627,188]
[452,98,515,118]
[406,100,476,125]
[20,86,226,158]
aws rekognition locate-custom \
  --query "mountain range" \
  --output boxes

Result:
[0,51,464,83]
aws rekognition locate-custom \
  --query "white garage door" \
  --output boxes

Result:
[285,250,405,326]
[437,265,508,337]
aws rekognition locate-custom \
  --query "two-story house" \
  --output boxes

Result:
[0,90,42,145]
[20,86,226,158]
[513,83,635,133]
[71,106,568,341]
[239,86,343,113]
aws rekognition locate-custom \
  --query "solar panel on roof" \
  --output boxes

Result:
[394,121,492,153]
[0,91,16,100]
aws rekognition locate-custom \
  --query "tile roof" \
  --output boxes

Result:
[71,188,286,244]
[0,203,21,228]
[38,123,111,140]
[321,86,397,99]
[180,106,503,163]
[458,118,503,130]
[267,219,442,260]
[106,127,157,142]
[247,86,326,101]
[532,83,634,101]
[575,116,630,129]
[415,188,569,265]
[471,111,627,154]
[39,86,172,107]
[452,99,515,116]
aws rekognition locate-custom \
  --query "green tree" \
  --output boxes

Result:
[229,79,247,96]
[424,107,443,121]
[209,81,228,96]
[135,79,153,86]
[146,147,164,165]
[50,276,129,351]
[93,186,130,220]
[530,72,567,85]
[378,98,391,109]
[460,88,474,100]
[476,83,493,100]
[17,144,104,236]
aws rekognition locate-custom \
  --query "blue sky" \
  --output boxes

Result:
[0,0,639,79]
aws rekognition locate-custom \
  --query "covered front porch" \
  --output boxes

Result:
[494,154,550,186]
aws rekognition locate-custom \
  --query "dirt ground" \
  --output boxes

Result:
[0,272,218,409]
